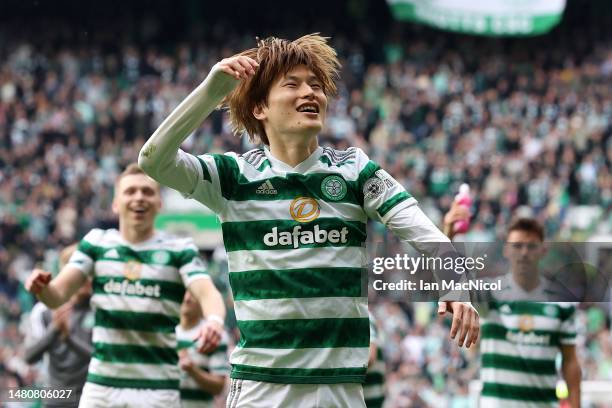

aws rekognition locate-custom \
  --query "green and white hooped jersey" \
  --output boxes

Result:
[480,277,577,407]
[364,313,385,408]
[68,229,210,390]
[176,320,230,408]
[185,146,416,384]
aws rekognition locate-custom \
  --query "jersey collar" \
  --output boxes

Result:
[263,146,323,173]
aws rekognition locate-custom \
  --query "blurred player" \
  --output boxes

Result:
[176,290,229,408]
[25,164,226,408]
[139,34,478,407]
[444,205,581,407]
[25,244,93,407]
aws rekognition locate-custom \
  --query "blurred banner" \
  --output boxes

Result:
[387,0,566,36]
[156,188,223,249]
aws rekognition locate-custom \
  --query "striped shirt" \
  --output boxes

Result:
[364,314,385,408]
[176,320,230,408]
[68,228,210,390]
[480,276,577,407]
[184,146,416,384]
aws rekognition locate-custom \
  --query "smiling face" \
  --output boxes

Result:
[253,65,327,144]
[112,173,161,231]
[225,34,340,146]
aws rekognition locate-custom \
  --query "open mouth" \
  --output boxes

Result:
[296,103,319,114]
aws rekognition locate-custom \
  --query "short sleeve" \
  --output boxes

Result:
[68,229,103,278]
[176,238,211,288]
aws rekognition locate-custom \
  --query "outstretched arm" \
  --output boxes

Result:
[25,266,86,309]
[386,205,480,348]
[138,56,258,193]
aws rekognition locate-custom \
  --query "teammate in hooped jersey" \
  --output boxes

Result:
[25,164,226,408]
[139,34,479,407]
[444,204,581,407]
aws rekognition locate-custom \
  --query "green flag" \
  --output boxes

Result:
[388,0,566,36]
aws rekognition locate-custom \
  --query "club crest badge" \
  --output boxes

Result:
[321,175,347,201]
[152,250,170,265]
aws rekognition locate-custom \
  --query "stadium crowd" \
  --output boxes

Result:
[1,5,611,406]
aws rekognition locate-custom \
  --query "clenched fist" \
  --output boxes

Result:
[195,319,223,354]
[25,269,52,295]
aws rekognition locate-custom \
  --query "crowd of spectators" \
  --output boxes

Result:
[1,5,611,406]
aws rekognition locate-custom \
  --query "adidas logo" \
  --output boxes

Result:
[104,249,120,259]
[256,180,277,195]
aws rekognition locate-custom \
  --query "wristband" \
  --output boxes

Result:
[207,315,225,326]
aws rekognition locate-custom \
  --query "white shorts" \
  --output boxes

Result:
[78,382,180,408]
[226,379,365,408]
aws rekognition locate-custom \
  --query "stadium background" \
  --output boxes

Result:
[0,0,610,406]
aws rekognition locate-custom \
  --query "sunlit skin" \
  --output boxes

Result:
[253,65,327,166]
[112,174,162,243]
[503,230,547,292]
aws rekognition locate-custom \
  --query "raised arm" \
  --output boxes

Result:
[138,56,258,193]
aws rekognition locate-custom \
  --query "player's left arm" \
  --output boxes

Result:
[561,344,581,408]
[358,154,479,348]
[177,239,226,353]
[188,278,226,353]
[387,207,479,348]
